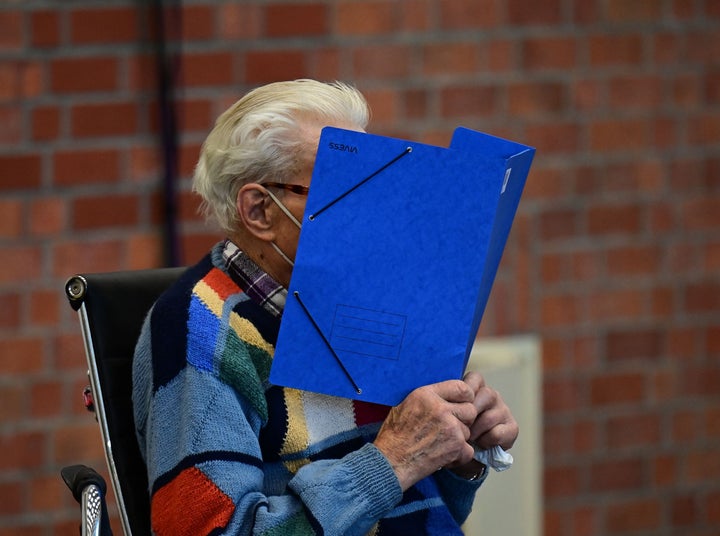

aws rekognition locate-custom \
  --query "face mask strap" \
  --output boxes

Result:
[264,188,303,229]
[270,241,295,268]
[261,185,302,268]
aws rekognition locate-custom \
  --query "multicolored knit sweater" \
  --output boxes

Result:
[133,241,483,535]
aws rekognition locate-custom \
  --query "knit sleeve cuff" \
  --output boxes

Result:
[343,443,403,517]
[433,467,485,525]
[287,442,403,534]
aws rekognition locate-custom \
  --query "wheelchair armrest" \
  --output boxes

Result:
[61,465,113,536]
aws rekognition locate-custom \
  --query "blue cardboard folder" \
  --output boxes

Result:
[269,127,535,406]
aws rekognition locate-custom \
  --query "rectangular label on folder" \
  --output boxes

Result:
[330,305,406,361]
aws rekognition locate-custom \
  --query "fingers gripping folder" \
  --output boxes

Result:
[270,127,535,407]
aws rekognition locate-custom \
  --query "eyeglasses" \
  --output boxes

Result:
[261,181,310,196]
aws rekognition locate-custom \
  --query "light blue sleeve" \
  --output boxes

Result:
[135,351,403,536]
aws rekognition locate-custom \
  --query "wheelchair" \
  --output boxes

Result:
[62,268,184,535]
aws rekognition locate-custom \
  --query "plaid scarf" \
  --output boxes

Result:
[222,238,287,317]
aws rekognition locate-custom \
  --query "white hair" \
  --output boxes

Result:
[193,79,370,233]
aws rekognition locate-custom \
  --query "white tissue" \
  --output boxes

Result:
[473,444,514,472]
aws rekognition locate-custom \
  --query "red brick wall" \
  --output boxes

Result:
[1,1,719,534]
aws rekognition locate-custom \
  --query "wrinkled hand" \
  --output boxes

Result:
[374,373,519,489]
[462,371,518,449]
[373,380,478,491]
[448,371,519,479]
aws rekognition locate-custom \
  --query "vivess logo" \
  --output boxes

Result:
[328,142,358,154]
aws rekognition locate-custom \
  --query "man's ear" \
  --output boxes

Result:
[236,184,275,241]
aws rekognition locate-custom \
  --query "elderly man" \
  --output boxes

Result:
[133,79,518,535]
